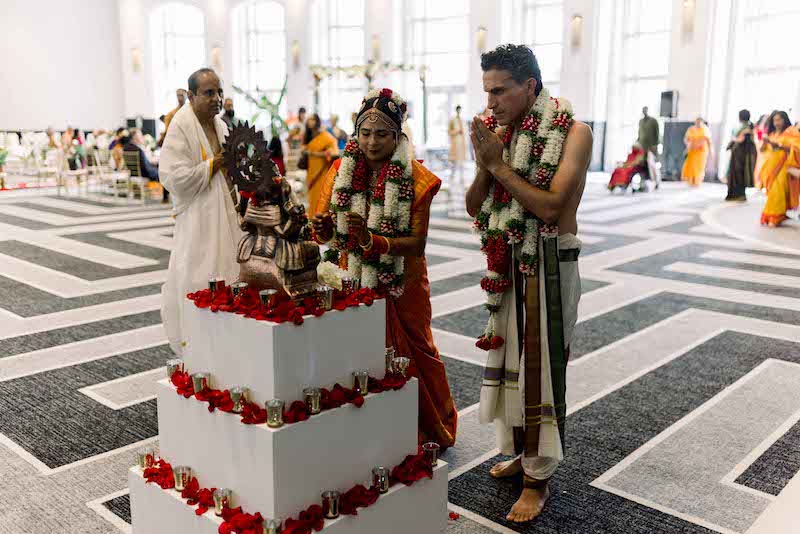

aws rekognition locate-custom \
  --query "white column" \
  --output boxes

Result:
[468,0,503,117]
[560,0,600,121]
[666,0,715,121]
[118,0,154,119]
[285,0,313,113]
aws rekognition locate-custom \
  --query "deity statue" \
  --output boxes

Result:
[224,123,321,299]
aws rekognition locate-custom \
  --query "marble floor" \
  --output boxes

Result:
[1,177,799,533]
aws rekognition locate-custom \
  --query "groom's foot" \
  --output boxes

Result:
[489,457,522,478]
[506,484,550,523]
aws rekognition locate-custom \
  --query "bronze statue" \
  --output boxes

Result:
[224,123,320,299]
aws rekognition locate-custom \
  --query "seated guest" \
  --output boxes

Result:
[109,127,126,149]
[268,135,286,175]
[123,129,168,203]
[608,143,647,190]
[123,129,159,180]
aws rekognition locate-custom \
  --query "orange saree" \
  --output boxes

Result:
[317,158,458,449]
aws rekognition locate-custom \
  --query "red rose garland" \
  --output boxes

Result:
[169,369,407,428]
[143,449,434,534]
[187,285,381,326]
[473,91,574,350]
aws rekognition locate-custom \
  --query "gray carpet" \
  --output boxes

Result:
[2,185,799,533]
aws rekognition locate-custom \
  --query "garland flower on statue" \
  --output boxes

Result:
[473,88,574,350]
[323,88,413,298]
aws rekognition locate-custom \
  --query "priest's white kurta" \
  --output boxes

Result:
[159,104,243,355]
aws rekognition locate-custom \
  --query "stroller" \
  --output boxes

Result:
[608,144,661,193]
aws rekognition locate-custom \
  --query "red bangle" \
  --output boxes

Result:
[372,235,390,255]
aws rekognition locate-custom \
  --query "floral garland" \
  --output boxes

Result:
[187,284,381,326]
[325,88,414,297]
[143,451,434,534]
[473,88,573,350]
[169,368,408,427]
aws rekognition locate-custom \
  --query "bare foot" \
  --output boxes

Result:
[506,485,550,523]
[489,457,522,479]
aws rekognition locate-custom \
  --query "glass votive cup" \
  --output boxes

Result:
[259,288,278,308]
[321,490,341,519]
[422,442,440,468]
[213,488,232,516]
[230,386,249,414]
[392,357,410,377]
[231,281,249,297]
[372,466,390,493]
[352,370,369,395]
[166,358,184,379]
[172,465,192,491]
[266,399,285,428]
[191,371,211,393]
[304,387,322,415]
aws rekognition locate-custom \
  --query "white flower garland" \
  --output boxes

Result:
[473,89,574,349]
[326,89,413,297]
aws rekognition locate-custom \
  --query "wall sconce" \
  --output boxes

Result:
[291,40,301,71]
[569,15,584,50]
[681,0,695,40]
[210,45,223,73]
[131,47,143,73]
[476,26,488,54]
[371,34,381,62]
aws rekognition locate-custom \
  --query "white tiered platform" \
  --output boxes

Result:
[130,297,448,533]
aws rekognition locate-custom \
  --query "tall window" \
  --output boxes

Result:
[606,0,673,167]
[523,0,564,96]
[150,3,206,117]
[405,0,470,148]
[232,1,287,130]
[732,2,800,121]
[311,0,366,132]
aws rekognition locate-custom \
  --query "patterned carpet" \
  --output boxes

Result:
[1,180,799,533]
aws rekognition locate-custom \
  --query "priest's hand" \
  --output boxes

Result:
[211,153,226,176]
[346,212,370,247]
[311,212,334,242]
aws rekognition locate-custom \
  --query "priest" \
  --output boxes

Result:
[160,68,243,355]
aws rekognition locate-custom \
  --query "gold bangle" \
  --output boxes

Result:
[384,236,392,255]
[360,232,374,251]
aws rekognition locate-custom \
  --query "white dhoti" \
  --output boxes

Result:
[159,105,244,355]
[481,233,582,481]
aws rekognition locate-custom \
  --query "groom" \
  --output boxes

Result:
[466,44,592,523]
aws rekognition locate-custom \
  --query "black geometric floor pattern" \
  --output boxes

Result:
[448,331,800,533]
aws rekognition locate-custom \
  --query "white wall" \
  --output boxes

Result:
[1,0,124,131]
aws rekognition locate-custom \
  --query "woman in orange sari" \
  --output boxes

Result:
[302,114,339,217]
[311,88,457,449]
[760,110,800,227]
[681,117,712,186]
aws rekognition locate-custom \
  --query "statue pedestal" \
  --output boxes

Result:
[130,299,448,532]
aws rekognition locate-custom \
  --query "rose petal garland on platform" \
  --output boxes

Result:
[472,88,574,350]
[142,449,434,533]
[168,367,408,429]
[186,284,380,326]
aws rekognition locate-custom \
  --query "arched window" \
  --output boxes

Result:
[405,0,469,149]
[503,0,565,96]
[311,0,366,133]
[232,0,287,130]
[150,2,206,116]
[606,0,673,169]
[730,2,800,121]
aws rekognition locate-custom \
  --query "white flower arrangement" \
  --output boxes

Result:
[317,261,348,290]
